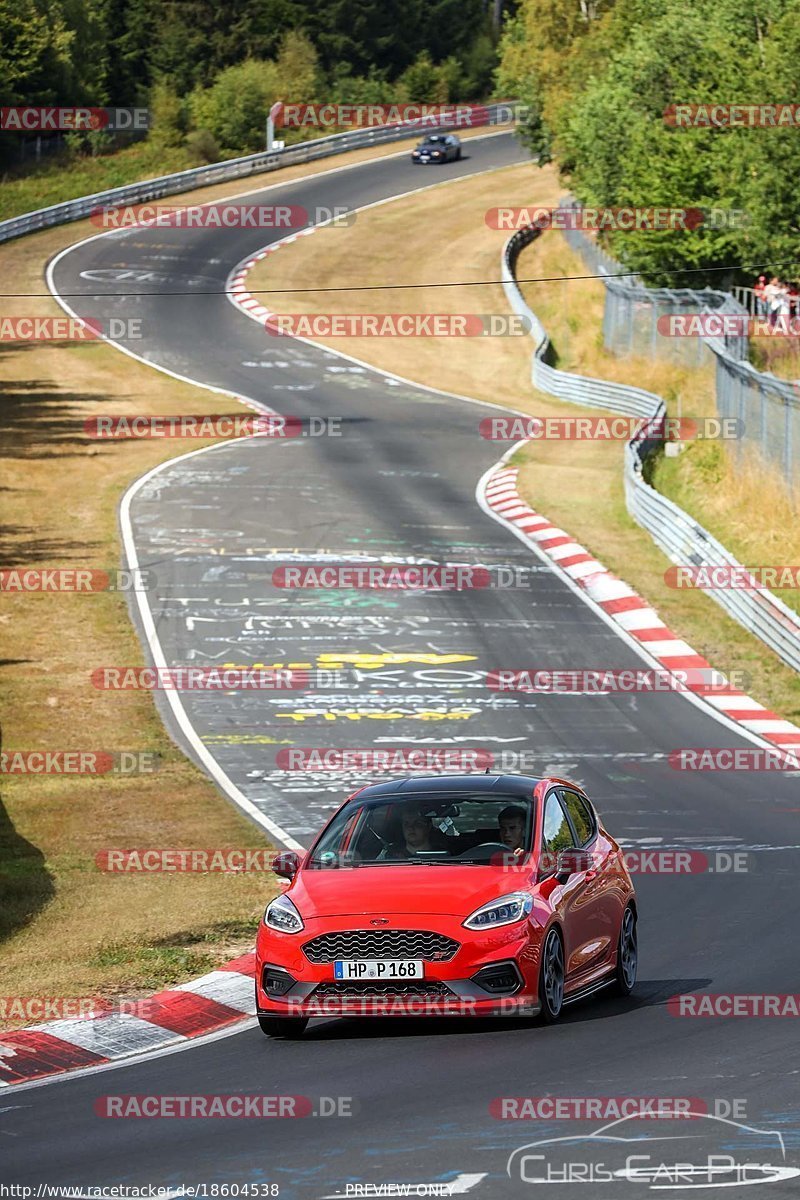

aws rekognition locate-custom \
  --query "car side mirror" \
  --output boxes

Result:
[557,848,592,879]
[272,850,300,880]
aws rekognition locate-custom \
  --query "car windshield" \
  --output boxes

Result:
[308,792,534,867]
[422,135,446,144]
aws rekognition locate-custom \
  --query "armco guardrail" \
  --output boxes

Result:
[502,225,800,674]
[561,211,799,488]
[502,226,665,428]
[0,107,513,245]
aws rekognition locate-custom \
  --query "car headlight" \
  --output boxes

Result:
[463,892,533,930]
[264,893,304,933]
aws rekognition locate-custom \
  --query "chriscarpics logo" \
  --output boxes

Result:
[507,1112,800,1190]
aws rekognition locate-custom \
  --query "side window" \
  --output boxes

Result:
[561,790,595,847]
[542,792,573,858]
[338,809,362,853]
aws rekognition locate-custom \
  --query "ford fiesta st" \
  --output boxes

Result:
[255,774,637,1037]
[411,132,462,163]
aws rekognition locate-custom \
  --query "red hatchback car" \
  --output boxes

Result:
[255,774,637,1037]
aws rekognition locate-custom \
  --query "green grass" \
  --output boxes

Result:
[89,919,256,991]
[0,141,198,221]
[651,440,800,615]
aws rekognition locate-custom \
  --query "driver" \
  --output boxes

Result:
[498,805,527,855]
[380,804,439,858]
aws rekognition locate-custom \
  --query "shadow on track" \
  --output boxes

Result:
[257,978,712,1042]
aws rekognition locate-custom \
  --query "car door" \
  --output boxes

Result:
[559,788,618,979]
[539,789,592,986]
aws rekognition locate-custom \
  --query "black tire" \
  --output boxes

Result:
[257,1014,309,1039]
[613,904,638,996]
[538,928,565,1023]
[455,147,462,160]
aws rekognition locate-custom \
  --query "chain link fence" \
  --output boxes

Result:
[559,201,799,489]
[502,225,800,673]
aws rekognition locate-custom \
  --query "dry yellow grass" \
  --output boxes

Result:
[0,236,283,1024]
[2,141,797,1025]
[3,134,516,1019]
[3,134,469,1023]
[650,443,800,611]
[517,233,800,601]
[246,160,564,399]
[1,135,513,1024]
[245,163,799,725]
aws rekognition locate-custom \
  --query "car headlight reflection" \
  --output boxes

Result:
[264,893,304,933]
[463,892,533,930]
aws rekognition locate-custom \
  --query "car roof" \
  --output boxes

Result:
[354,773,545,800]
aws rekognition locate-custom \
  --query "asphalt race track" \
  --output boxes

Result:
[4,131,799,1197]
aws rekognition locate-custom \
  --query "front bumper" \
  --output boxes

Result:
[256,914,542,1018]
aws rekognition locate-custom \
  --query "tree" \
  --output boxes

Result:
[498,0,800,285]
[148,78,186,148]
[274,29,320,99]
[0,0,74,105]
[189,58,281,154]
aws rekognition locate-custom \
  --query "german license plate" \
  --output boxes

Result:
[334,959,424,980]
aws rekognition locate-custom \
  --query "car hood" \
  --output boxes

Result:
[288,864,532,918]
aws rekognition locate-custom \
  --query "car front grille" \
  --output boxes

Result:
[302,929,460,964]
[312,980,455,999]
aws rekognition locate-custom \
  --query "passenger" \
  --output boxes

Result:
[380,805,438,858]
[400,807,436,853]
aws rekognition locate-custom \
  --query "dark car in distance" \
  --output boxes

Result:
[411,133,462,163]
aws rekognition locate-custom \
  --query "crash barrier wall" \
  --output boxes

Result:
[0,105,512,246]
[560,209,800,490]
[502,224,800,674]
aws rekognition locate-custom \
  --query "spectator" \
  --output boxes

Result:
[765,277,783,327]
[788,283,800,320]
[778,283,792,325]
[754,275,767,316]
